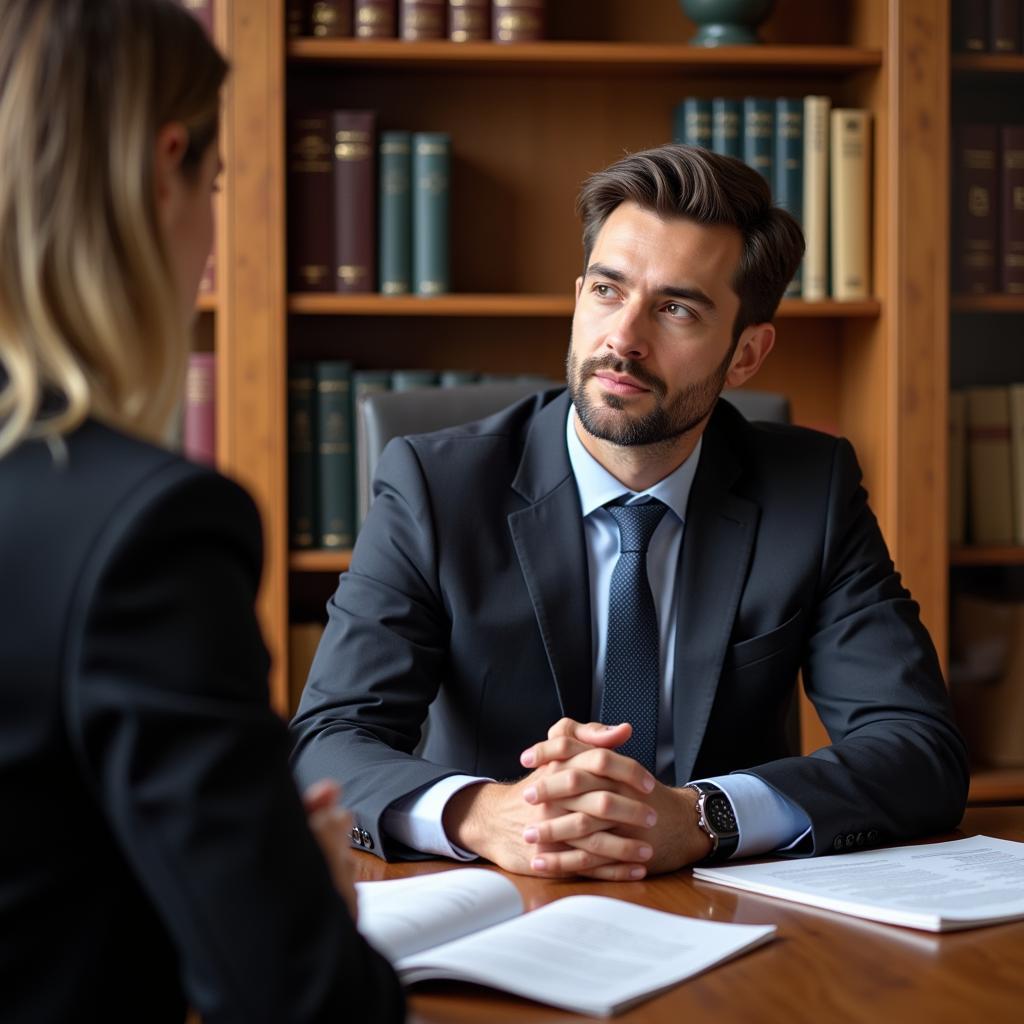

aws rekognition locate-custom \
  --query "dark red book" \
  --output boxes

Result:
[492,0,544,42]
[184,353,216,467]
[332,111,377,293]
[954,123,999,295]
[1002,125,1024,294]
[355,0,396,37]
[287,113,334,292]
[310,0,353,37]
[989,0,1021,53]
[449,0,487,41]
[400,0,445,39]
[180,0,214,37]
[953,0,987,52]
[287,0,305,36]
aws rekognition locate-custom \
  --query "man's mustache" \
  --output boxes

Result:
[580,357,667,398]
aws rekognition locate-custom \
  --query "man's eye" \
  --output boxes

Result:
[665,303,693,319]
[593,283,614,298]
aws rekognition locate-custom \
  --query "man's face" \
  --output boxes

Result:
[567,201,745,448]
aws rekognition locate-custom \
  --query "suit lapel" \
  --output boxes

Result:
[672,407,760,784]
[508,392,593,723]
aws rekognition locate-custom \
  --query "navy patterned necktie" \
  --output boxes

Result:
[599,499,668,775]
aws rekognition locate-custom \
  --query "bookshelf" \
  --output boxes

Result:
[948,8,1024,803]
[218,2,949,771]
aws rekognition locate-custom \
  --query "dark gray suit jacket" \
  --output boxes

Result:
[0,419,403,1024]
[291,389,968,861]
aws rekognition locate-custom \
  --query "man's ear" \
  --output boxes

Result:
[153,122,190,229]
[575,275,584,302]
[725,323,775,389]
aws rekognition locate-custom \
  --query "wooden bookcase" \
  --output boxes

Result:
[215,0,950,772]
[949,36,1024,805]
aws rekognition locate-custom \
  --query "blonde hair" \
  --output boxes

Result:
[0,0,228,457]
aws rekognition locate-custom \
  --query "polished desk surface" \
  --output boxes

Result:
[355,807,1024,1024]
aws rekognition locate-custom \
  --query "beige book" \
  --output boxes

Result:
[801,95,831,300]
[966,386,1014,544]
[288,621,325,715]
[1010,383,1024,544]
[949,390,967,546]
[829,108,872,300]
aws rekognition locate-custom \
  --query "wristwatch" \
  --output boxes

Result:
[686,782,739,864]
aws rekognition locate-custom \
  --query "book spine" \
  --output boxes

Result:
[332,110,377,293]
[310,0,354,37]
[286,0,306,37]
[183,352,216,467]
[391,369,440,390]
[673,98,712,148]
[953,0,987,52]
[1010,384,1024,544]
[774,98,803,297]
[711,98,742,159]
[353,370,393,532]
[829,108,871,301]
[1001,125,1024,294]
[949,390,967,547]
[954,123,999,295]
[400,0,445,39]
[492,0,545,43]
[288,361,318,550]
[449,0,488,41]
[316,361,355,549]
[379,131,413,295]
[741,97,773,185]
[288,113,334,292]
[967,386,1015,544]
[180,0,214,37]
[412,132,451,296]
[439,370,480,386]
[355,0,397,37]
[989,0,1021,53]
[801,95,830,300]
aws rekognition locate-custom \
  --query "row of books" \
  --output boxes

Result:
[287,0,545,42]
[953,0,1024,54]
[288,362,550,550]
[672,97,872,302]
[288,113,450,296]
[953,123,1024,296]
[950,385,1024,546]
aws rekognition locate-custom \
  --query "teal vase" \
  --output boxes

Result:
[681,0,775,46]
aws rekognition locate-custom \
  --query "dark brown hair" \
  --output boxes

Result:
[576,144,805,338]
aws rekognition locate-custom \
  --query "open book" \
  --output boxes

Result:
[356,868,775,1017]
[693,835,1024,932]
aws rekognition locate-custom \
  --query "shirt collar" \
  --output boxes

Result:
[565,405,701,523]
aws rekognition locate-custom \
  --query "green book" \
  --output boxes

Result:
[742,97,774,186]
[774,98,803,296]
[315,360,354,549]
[711,98,742,159]
[287,361,317,549]
[379,131,412,295]
[673,98,711,148]
[412,132,451,295]
[353,369,392,533]
[391,369,439,391]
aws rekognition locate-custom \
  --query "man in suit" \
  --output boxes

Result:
[291,144,968,879]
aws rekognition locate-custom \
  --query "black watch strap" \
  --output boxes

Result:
[687,782,740,865]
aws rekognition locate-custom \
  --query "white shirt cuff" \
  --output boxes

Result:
[691,773,812,858]
[381,774,491,860]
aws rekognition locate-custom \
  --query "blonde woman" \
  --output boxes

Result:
[0,2,403,1021]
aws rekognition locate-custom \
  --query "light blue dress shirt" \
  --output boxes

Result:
[383,406,810,859]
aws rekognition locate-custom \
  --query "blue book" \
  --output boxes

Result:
[711,98,742,159]
[314,360,354,549]
[378,131,412,295]
[412,132,451,295]
[742,97,774,186]
[774,98,803,296]
[673,98,712,148]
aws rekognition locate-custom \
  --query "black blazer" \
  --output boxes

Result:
[291,389,968,862]
[0,419,403,1024]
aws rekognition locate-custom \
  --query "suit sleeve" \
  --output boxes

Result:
[745,437,969,855]
[290,437,466,861]
[65,465,404,1024]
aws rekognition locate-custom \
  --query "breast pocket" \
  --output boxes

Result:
[726,608,803,671]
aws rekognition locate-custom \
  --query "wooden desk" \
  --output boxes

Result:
[355,807,1024,1024]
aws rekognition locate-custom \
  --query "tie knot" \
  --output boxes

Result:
[607,500,667,553]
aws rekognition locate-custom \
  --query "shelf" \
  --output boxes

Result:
[290,549,352,573]
[950,545,1024,567]
[196,292,217,313]
[953,53,1024,76]
[289,293,881,318]
[969,767,1024,804]
[287,39,882,75]
[951,294,1024,313]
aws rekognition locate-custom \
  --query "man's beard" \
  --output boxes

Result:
[566,340,734,448]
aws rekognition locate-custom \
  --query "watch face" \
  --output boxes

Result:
[706,794,738,836]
